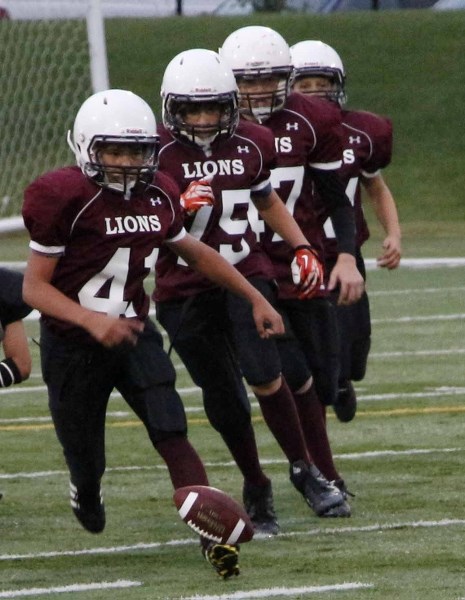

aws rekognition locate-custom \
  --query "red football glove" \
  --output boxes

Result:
[291,245,324,299]
[180,179,215,215]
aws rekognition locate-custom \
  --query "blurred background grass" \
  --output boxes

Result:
[105,11,465,229]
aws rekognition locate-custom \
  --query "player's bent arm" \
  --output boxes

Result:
[2,320,32,381]
[23,251,143,347]
[167,233,284,338]
[252,189,309,249]
[362,174,401,269]
[311,170,364,304]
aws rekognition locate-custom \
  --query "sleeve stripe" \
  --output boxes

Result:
[29,240,65,255]
[361,168,380,178]
[166,227,187,244]
[309,159,342,170]
[251,178,271,194]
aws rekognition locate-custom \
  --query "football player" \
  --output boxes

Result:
[22,88,286,579]
[0,266,33,501]
[219,27,364,513]
[290,40,401,421]
[155,49,346,533]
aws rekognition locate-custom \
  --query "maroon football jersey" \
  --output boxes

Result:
[22,166,185,341]
[154,119,277,302]
[255,92,344,299]
[317,109,393,263]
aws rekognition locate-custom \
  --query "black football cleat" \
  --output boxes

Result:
[320,478,354,518]
[243,480,280,536]
[70,481,105,533]
[201,539,240,579]
[333,380,357,422]
[290,460,344,516]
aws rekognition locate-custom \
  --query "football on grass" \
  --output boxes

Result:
[173,485,254,544]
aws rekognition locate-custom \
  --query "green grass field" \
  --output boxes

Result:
[1,263,464,599]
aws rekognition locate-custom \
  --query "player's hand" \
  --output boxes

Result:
[328,253,365,305]
[85,314,144,347]
[377,235,402,270]
[291,245,324,300]
[252,297,285,339]
[180,177,215,215]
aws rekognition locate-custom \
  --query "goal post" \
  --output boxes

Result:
[87,0,110,93]
[0,0,109,232]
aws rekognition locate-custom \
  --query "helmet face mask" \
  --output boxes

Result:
[87,136,159,197]
[293,73,340,102]
[290,40,347,106]
[164,94,238,150]
[68,89,159,199]
[161,49,239,153]
[219,26,293,123]
[236,73,291,123]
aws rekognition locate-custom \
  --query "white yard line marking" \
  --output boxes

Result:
[338,447,460,460]
[0,519,463,562]
[369,349,465,358]
[0,386,47,395]
[179,582,374,599]
[358,388,465,401]
[369,286,465,296]
[0,540,191,561]
[283,518,465,538]
[365,258,465,269]
[0,447,460,480]
[372,313,465,324]
[0,580,141,598]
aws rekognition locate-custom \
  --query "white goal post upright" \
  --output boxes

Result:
[87,0,110,93]
[0,0,109,234]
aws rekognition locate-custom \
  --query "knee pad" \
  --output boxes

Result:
[203,384,251,437]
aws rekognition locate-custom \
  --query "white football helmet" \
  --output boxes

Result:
[68,89,159,197]
[290,40,347,105]
[161,49,239,151]
[219,26,293,123]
